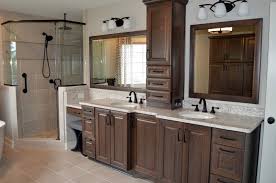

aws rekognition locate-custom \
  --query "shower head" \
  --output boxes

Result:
[59,13,72,31]
[42,32,53,42]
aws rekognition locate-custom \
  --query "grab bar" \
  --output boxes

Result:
[22,73,27,93]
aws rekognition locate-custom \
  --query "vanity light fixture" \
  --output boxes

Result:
[198,0,249,20]
[208,27,233,34]
[101,17,131,32]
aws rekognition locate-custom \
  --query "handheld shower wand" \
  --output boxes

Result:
[42,32,53,78]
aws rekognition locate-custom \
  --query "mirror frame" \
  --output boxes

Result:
[189,19,263,104]
[89,30,147,93]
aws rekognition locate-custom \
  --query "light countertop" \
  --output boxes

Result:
[67,99,263,133]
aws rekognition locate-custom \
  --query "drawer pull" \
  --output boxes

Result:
[84,117,92,121]
[152,95,164,98]
[219,148,236,154]
[220,136,237,141]
[152,70,164,73]
[151,82,164,86]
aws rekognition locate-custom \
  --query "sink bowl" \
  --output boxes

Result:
[111,102,138,109]
[179,111,215,119]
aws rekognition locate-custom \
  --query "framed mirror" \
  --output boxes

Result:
[90,31,147,92]
[190,19,262,104]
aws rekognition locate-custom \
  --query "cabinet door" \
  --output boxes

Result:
[184,125,211,183]
[209,64,225,94]
[224,63,244,96]
[243,63,254,97]
[209,38,226,62]
[147,1,171,65]
[95,108,111,164]
[243,36,255,62]
[110,111,129,170]
[132,114,159,179]
[224,37,244,62]
[158,120,184,183]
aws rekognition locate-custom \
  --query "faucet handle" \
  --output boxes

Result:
[210,107,220,114]
[139,98,146,104]
[192,104,199,112]
[126,96,132,103]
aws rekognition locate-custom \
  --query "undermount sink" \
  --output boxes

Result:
[110,102,138,108]
[179,111,215,120]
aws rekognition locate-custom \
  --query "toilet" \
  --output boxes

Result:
[0,121,5,160]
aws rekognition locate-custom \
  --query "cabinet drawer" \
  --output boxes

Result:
[84,137,96,158]
[147,78,171,91]
[82,106,94,116]
[147,90,170,103]
[67,107,82,117]
[210,174,240,183]
[213,129,245,149]
[147,66,171,78]
[83,119,95,139]
[211,144,243,181]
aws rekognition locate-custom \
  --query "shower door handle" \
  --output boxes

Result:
[22,73,28,93]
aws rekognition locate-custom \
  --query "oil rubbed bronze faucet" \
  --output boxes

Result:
[127,91,138,103]
[199,98,208,113]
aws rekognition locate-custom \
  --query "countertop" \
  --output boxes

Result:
[67,99,264,133]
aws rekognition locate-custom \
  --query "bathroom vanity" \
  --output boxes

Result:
[67,99,262,183]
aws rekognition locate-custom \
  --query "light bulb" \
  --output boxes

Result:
[214,2,227,18]
[102,22,108,32]
[108,19,116,30]
[238,0,249,16]
[198,6,208,20]
[123,18,131,29]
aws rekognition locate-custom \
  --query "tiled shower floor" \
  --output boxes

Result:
[0,146,152,183]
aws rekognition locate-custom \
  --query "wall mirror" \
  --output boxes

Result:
[90,31,147,92]
[190,19,262,103]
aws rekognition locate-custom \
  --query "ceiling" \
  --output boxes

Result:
[0,0,125,21]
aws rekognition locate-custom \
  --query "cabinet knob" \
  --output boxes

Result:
[267,117,275,124]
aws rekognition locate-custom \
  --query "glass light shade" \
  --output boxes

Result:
[102,22,108,32]
[238,1,249,16]
[108,20,116,30]
[123,18,131,29]
[214,2,227,18]
[198,7,208,20]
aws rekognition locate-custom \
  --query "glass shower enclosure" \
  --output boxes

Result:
[1,19,84,140]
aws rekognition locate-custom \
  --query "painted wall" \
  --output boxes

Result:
[83,0,270,114]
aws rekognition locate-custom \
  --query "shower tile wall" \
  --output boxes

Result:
[11,23,58,138]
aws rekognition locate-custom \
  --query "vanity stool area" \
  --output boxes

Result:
[66,102,262,183]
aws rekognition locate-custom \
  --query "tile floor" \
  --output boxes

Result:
[0,146,152,183]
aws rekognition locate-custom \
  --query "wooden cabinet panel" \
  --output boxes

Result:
[95,108,111,164]
[210,174,240,183]
[213,129,245,149]
[67,107,82,117]
[209,64,225,94]
[223,63,244,96]
[132,114,159,179]
[211,144,243,182]
[147,78,171,91]
[185,125,211,183]
[158,120,184,183]
[209,38,225,62]
[147,1,171,65]
[224,37,243,62]
[110,111,129,170]
[243,36,255,62]
[147,90,171,104]
[82,118,95,139]
[83,137,96,158]
[243,63,254,97]
[147,66,171,78]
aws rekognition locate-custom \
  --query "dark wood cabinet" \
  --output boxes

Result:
[110,111,129,170]
[209,34,255,97]
[144,0,187,109]
[95,108,130,170]
[82,106,96,158]
[158,120,211,183]
[132,113,160,180]
[210,128,260,183]
[95,108,111,164]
